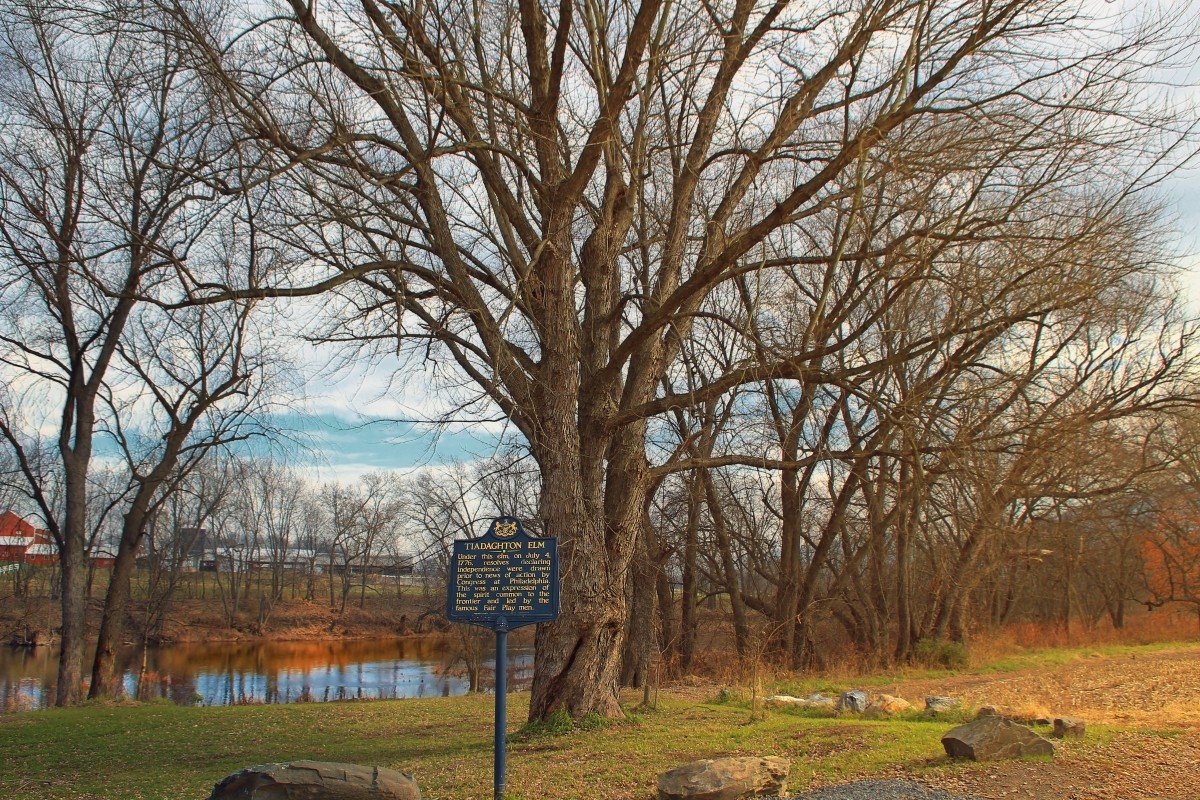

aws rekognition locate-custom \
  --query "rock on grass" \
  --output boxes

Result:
[942,716,1055,761]
[657,756,791,800]
[209,761,420,800]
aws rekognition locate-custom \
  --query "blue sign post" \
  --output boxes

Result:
[447,517,559,800]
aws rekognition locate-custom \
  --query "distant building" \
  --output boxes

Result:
[187,533,414,577]
[88,549,118,569]
[24,537,58,566]
[0,512,420,575]
[0,510,119,567]
[181,527,209,571]
[0,511,36,562]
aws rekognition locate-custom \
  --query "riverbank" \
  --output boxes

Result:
[2,642,1197,800]
[0,593,447,646]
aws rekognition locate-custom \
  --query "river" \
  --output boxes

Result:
[0,638,532,711]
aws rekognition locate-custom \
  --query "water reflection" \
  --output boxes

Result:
[0,638,531,711]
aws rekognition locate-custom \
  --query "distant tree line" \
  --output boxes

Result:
[1,0,1199,716]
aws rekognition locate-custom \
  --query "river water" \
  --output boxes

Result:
[0,638,532,711]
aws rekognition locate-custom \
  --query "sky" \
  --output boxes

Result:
[274,347,517,483]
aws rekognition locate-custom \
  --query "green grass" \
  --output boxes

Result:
[0,691,1037,800]
[6,638,1177,800]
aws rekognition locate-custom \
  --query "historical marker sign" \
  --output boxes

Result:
[447,516,559,630]
[446,516,559,800]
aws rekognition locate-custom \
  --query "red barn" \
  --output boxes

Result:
[24,529,58,566]
[0,512,59,565]
[0,510,36,563]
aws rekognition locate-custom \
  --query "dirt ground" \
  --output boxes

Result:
[925,731,1200,799]
[888,645,1200,799]
[890,646,1200,729]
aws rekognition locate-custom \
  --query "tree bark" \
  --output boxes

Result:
[56,522,88,706]
[55,442,92,707]
[89,543,136,697]
[678,471,701,672]
[620,526,656,687]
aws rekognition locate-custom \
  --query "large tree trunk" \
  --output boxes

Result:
[776,463,801,659]
[55,452,90,707]
[528,450,627,720]
[527,310,640,719]
[56,535,88,706]
[89,547,136,698]
[89,504,150,698]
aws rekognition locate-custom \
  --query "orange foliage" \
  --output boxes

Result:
[1141,501,1200,608]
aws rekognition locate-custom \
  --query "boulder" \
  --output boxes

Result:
[942,716,1055,762]
[865,695,912,717]
[209,761,420,800]
[924,696,960,714]
[1052,716,1086,739]
[836,690,870,714]
[803,693,836,710]
[766,693,835,711]
[657,756,790,800]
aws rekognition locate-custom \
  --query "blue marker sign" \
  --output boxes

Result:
[447,516,559,630]
[446,516,559,800]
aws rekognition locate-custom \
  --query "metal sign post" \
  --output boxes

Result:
[446,517,559,800]
[493,617,508,800]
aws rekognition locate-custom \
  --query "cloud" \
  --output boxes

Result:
[263,410,510,483]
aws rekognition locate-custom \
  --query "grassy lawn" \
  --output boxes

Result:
[0,688,1055,800]
[8,637,1174,800]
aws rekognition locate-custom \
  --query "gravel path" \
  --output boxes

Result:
[792,780,976,799]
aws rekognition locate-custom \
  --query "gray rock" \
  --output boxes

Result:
[1052,716,1085,739]
[941,716,1055,761]
[209,761,420,800]
[836,690,870,713]
[657,756,790,800]
[792,780,977,799]
[768,693,836,711]
[803,693,836,709]
[924,696,960,714]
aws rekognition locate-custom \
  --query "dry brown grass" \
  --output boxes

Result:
[967,606,1200,664]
